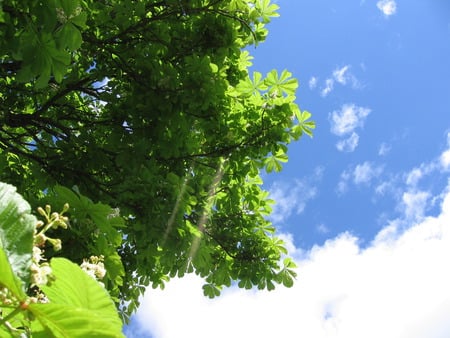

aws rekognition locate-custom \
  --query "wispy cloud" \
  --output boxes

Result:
[378,142,391,156]
[268,168,323,224]
[329,104,370,152]
[377,0,397,17]
[353,162,383,184]
[132,182,450,338]
[330,104,370,136]
[316,223,330,234]
[269,181,317,223]
[343,135,450,210]
[320,65,361,97]
[321,78,334,97]
[336,132,359,152]
[333,65,350,85]
[309,76,318,90]
[338,162,384,193]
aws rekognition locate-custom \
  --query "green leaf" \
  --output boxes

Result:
[0,247,26,299]
[70,12,88,30]
[265,69,298,96]
[0,182,35,289]
[257,0,280,23]
[56,23,83,51]
[264,149,288,173]
[293,109,316,138]
[29,303,124,338]
[104,252,125,286]
[202,283,221,298]
[235,71,267,97]
[53,186,82,211]
[37,258,123,335]
[238,278,253,290]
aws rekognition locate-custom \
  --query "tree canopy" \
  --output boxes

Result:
[0,0,315,321]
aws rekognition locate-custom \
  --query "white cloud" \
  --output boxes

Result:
[441,150,450,170]
[336,132,359,152]
[405,168,423,187]
[375,179,395,196]
[337,162,384,194]
[268,177,319,224]
[377,0,397,17]
[405,162,438,188]
[330,104,370,136]
[378,142,391,156]
[321,78,334,97]
[440,132,450,170]
[309,76,318,89]
[317,65,361,97]
[401,190,431,220]
[353,161,383,184]
[333,65,350,85]
[316,223,330,234]
[132,182,450,338]
[337,171,350,195]
[330,104,370,152]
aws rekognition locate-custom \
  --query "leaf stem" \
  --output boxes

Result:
[0,304,22,326]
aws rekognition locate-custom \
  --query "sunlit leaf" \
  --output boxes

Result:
[0,182,35,289]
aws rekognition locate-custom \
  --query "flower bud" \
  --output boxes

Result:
[34,233,47,247]
[37,207,46,217]
[62,203,70,213]
[52,239,62,251]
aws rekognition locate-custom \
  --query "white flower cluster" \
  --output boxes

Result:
[30,246,54,287]
[30,204,69,288]
[80,256,107,287]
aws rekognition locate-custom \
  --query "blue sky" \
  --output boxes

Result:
[124,1,450,337]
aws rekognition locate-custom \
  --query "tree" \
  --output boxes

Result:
[0,0,315,323]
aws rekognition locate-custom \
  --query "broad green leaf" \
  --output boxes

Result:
[257,0,280,23]
[0,247,26,299]
[265,69,298,96]
[283,257,297,269]
[202,283,221,298]
[70,12,88,29]
[252,71,268,91]
[29,303,124,338]
[53,186,82,211]
[238,50,253,70]
[38,258,123,334]
[57,0,81,18]
[238,278,253,290]
[0,182,35,288]
[56,23,83,51]
[267,280,275,291]
[0,326,12,337]
[264,150,288,173]
[104,252,125,286]
[293,110,316,138]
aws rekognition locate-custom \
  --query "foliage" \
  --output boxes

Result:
[0,0,315,321]
[0,182,124,337]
